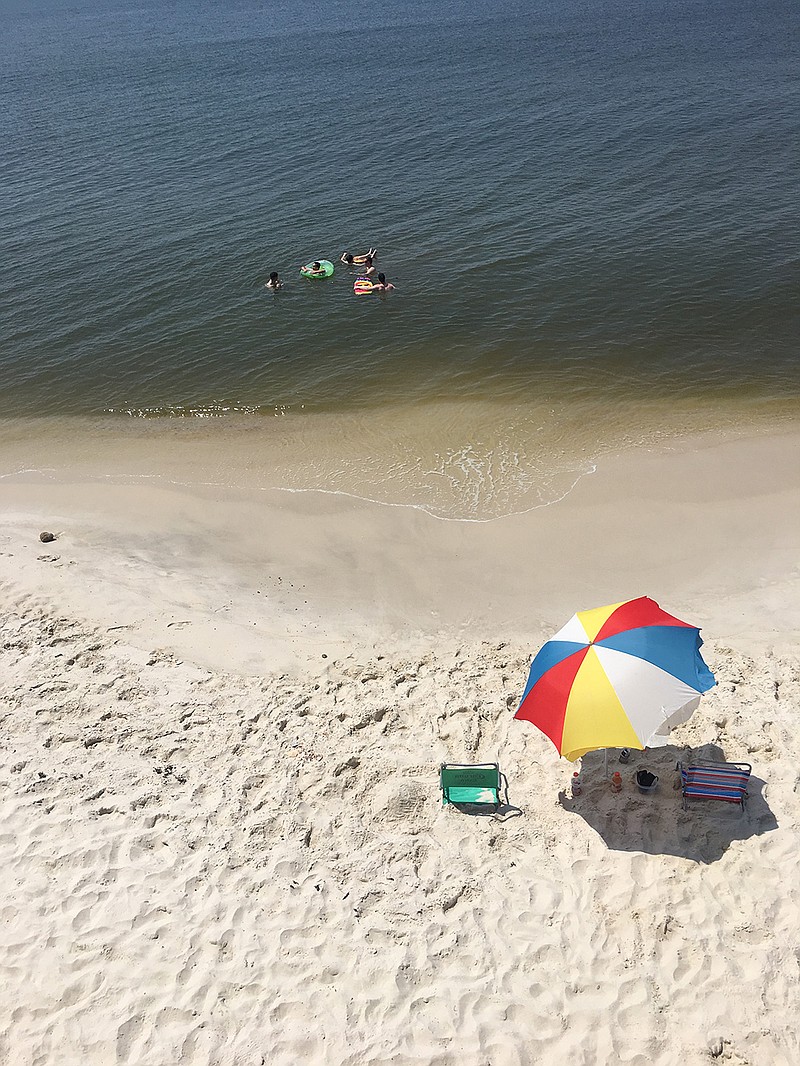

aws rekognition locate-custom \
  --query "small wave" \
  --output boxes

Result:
[104,402,307,419]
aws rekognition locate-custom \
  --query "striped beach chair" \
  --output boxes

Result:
[678,760,751,812]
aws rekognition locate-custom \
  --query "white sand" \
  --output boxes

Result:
[1,428,800,1065]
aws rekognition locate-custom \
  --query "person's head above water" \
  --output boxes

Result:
[312,262,321,270]
[269,271,279,281]
[377,272,386,284]
[365,256,373,265]
[343,253,354,263]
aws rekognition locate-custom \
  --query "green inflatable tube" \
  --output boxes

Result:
[300,259,334,278]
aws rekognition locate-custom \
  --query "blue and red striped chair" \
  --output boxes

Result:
[678,760,752,812]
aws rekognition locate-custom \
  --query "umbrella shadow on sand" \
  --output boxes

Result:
[558,743,778,863]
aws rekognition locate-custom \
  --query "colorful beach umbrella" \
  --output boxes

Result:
[515,597,715,762]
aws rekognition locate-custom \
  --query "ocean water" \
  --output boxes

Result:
[1,0,798,518]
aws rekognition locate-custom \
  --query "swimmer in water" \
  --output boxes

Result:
[372,272,395,292]
[362,255,376,277]
[265,271,283,290]
[341,248,377,265]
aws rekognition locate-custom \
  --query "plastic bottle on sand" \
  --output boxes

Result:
[610,771,622,793]
[571,771,582,797]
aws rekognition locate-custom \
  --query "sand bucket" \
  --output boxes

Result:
[636,769,658,794]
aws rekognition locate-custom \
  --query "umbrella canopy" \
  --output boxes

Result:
[515,597,715,762]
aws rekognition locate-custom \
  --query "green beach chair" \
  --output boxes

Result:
[439,762,506,810]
